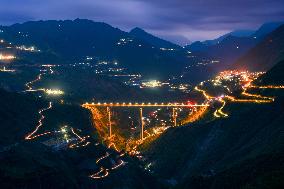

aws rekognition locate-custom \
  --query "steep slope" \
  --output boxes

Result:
[0,89,41,146]
[130,27,180,49]
[253,21,284,38]
[255,60,284,85]
[206,35,258,64]
[143,94,284,188]
[185,34,258,66]
[0,89,163,189]
[233,24,284,71]
[185,22,284,66]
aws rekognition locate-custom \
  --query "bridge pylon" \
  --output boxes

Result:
[107,107,112,138]
[172,108,177,126]
[140,108,144,140]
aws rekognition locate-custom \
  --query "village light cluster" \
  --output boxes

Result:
[16,45,41,52]
[0,66,16,72]
[141,80,164,88]
[0,54,16,60]
[45,89,64,95]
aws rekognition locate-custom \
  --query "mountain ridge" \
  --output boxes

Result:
[233,24,284,71]
[130,27,181,49]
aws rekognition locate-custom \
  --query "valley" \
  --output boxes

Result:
[0,19,284,189]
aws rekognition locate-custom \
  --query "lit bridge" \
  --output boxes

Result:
[82,102,209,140]
[83,102,208,107]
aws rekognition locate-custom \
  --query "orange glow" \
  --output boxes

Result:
[25,102,53,140]
[0,54,16,60]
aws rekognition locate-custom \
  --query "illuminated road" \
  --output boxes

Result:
[24,65,64,95]
[69,128,91,148]
[195,86,228,118]
[25,71,44,91]
[25,102,53,140]
[195,70,284,118]
[213,98,229,118]
[21,64,128,181]
[89,151,126,180]
[25,65,54,91]
[250,85,284,89]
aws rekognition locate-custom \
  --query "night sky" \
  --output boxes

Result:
[1,0,284,44]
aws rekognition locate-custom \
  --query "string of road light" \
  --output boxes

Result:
[24,65,64,95]
[195,70,284,118]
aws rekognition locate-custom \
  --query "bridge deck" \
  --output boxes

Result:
[83,103,209,107]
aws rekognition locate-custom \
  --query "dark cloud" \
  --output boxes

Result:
[0,0,284,43]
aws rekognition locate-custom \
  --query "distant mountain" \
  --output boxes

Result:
[207,35,258,64]
[202,29,255,46]
[187,29,256,52]
[233,24,284,71]
[159,34,191,46]
[253,21,284,38]
[0,19,191,78]
[187,21,284,51]
[185,35,259,66]
[129,27,180,49]
[187,41,209,52]
[185,22,284,66]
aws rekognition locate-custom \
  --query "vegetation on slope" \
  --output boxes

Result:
[143,93,284,188]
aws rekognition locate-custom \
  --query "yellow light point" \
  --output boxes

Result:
[96,152,110,164]
[141,80,162,88]
[195,86,214,100]
[0,66,16,72]
[225,96,272,103]
[89,167,110,179]
[255,85,284,89]
[45,89,64,95]
[0,54,16,60]
[61,127,67,133]
[213,110,221,118]
[110,160,125,170]
[69,128,91,149]
[216,98,229,117]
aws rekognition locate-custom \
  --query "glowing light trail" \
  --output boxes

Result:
[25,102,53,140]
[96,152,110,164]
[69,128,91,148]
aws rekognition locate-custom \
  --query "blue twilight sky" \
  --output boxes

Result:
[0,0,284,44]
